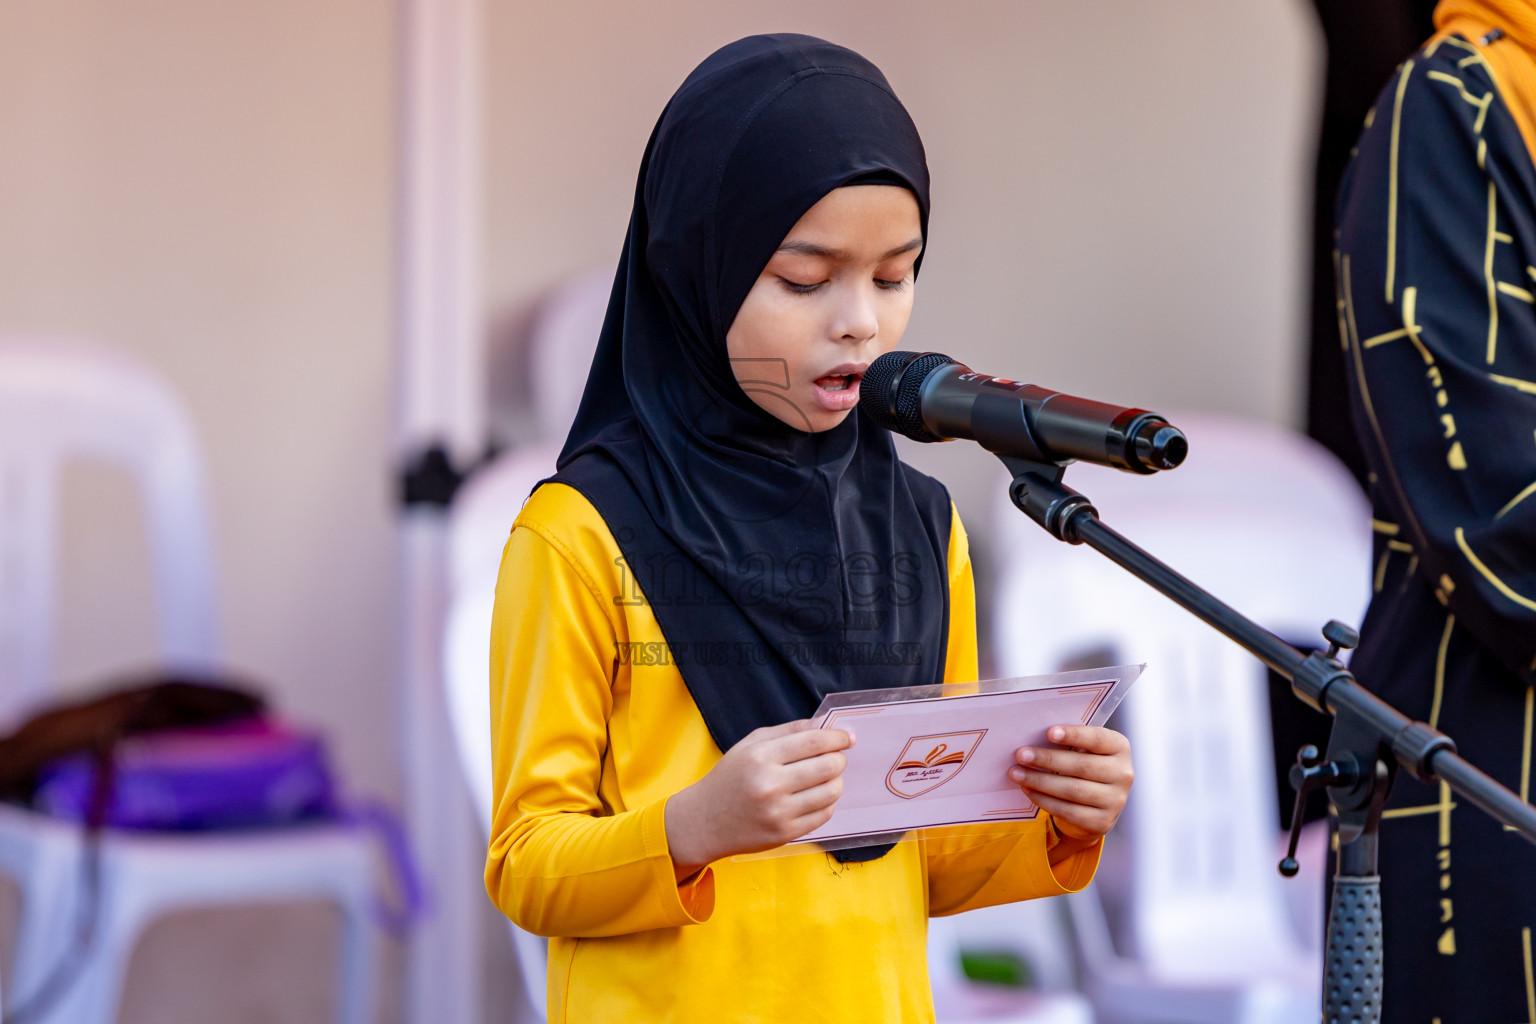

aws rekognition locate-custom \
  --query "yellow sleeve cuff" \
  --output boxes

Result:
[642,796,716,926]
[1041,814,1104,894]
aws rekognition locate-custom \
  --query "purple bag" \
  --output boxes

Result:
[0,686,422,1024]
[34,717,337,831]
[30,714,423,936]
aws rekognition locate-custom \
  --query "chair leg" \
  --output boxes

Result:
[9,852,78,1013]
[48,956,129,1024]
[5,842,132,1024]
[335,899,379,1024]
[38,893,140,1024]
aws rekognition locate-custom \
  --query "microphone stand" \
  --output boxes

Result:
[999,455,1536,1024]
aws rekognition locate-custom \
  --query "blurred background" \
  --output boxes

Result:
[0,1,1433,1022]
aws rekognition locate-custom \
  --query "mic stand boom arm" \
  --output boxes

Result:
[1000,456,1536,1024]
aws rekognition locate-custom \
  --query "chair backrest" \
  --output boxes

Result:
[526,268,611,440]
[0,337,218,722]
[444,442,561,833]
[443,442,562,1020]
[990,413,1369,980]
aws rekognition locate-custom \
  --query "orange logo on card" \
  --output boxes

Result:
[885,730,987,799]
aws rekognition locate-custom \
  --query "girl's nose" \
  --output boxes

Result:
[832,282,879,345]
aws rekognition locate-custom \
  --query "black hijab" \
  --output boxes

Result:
[551,36,953,858]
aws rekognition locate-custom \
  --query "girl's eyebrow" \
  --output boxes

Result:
[775,238,924,261]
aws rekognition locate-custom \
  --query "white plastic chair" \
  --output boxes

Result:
[0,339,218,716]
[989,413,1371,1024]
[452,268,609,1020]
[0,337,379,1024]
[525,268,611,440]
[445,443,562,1022]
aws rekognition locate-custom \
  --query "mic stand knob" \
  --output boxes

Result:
[1278,744,1356,877]
[1322,619,1360,660]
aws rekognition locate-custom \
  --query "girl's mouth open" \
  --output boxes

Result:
[812,371,863,411]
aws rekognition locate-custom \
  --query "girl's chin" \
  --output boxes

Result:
[802,409,854,433]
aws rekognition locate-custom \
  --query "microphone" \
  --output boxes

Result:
[860,351,1188,474]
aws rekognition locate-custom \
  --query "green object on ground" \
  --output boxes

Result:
[958,948,1035,988]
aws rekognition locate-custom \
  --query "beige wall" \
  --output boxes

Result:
[0,2,1320,1021]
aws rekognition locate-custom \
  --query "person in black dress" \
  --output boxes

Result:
[1335,3,1536,1019]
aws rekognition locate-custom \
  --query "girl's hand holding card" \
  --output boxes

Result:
[1010,724,1133,852]
[665,720,855,879]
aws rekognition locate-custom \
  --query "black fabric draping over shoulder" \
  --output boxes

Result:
[547,35,953,864]
[1336,34,1536,1022]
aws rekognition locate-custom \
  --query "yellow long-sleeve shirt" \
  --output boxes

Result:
[486,482,1101,1023]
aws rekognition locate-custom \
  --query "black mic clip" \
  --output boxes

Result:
[999,455,1099,544]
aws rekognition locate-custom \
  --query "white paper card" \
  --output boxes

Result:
[794,666,1141,845]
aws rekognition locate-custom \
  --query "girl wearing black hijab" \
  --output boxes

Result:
[485,34,1132,1022]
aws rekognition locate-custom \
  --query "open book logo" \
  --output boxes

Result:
[885,730,987,799]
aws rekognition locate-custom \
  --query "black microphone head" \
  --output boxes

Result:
[860,351,957,443]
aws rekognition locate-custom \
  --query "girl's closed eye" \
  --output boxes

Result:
[778,273,908,295]
[779,277,826,295]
